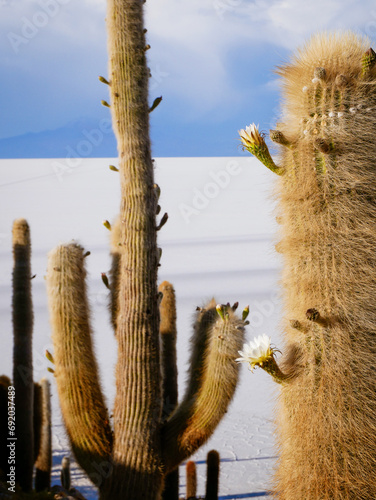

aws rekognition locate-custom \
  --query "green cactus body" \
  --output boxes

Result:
[12,218,34,492]
[271,33,376,499]
[34,379,52,492]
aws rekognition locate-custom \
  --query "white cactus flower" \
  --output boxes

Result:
[238,123,263,150]
[236,334,274,372]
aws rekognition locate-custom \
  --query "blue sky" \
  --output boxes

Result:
[1,0,376,157]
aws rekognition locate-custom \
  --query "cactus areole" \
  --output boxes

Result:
[242,33,376,499]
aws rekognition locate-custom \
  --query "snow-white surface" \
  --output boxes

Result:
[0,157,283,499]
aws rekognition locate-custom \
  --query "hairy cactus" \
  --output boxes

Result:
[12,218,34,492]
[240,32,376,499]
[46,2,246,499]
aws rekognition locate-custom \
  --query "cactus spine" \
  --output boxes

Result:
[12,218,34,492]
[242,33,376,499]
[46,1,246,498]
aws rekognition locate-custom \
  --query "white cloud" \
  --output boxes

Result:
[2,0,376,136]
[143,0,376,117]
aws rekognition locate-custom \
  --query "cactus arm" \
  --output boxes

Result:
[12,218,34,492]
[103,0,163,497]
[34,378,52,492]
[159,281,179,500]
[46,244,113,479]
[162,302,246,471]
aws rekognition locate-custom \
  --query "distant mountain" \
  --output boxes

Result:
[0,116,243,158]
[0,118,118,159]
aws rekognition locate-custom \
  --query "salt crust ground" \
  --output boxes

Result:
[0,157,283,499]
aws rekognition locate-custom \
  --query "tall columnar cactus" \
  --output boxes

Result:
[240,33,376,499]
[46,1,247,498]
[12,218,34,492]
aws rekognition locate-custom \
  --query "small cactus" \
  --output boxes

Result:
[12,218,34,492]
[34,379,52,492]
[185,461,197,500]
[60,457,71,491]
[205,450,219,500]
